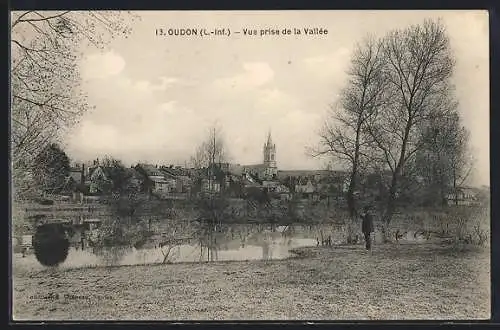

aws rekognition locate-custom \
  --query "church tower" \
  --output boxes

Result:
[263,131,277,178]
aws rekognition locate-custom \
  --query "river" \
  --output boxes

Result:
[13,220,435,272]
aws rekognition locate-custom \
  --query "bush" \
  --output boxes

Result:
[92,218,153,248]
[408,206,490,247]
[344,219,361,245]
[33,224,70,266]
[447,206,489,247]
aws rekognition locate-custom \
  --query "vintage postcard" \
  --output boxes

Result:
[10,10,490,320]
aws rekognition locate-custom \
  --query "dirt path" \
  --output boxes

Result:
[12,242,490,320]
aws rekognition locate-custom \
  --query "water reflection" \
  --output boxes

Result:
[13,221,433,272]
[15,224,319,271]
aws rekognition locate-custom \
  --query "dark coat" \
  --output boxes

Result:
[361,212,374,234]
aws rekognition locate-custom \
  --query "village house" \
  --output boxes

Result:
[134,164,172,195]
[201,177,221,194]
[65,159,147,199]
[182,165,231,197]
[446,186,482,206]
[161,166,193,194]
[69,163,85,185]
[262,180,279,190]
[176,175,192,194]
[57,163,86,199]
[242,172,260,186]
[261,180,290,197]
[294,178,320,200]
[158,170,178,193]
[296,178,314,193]
[123,167,144,191]
[276,185,291,201]
[86,165,113,194]
[276,169,347,197]
[74,158,118,195]
[225,175,245,198]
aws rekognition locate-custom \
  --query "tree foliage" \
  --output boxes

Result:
[312,35,387,218]
[100,156,136,194]
[190,124,227,171]
[415,110,473,206]
[316,19,473,230]
[369,19,456,224]
[11,11,138,200]
[31,143,71,195]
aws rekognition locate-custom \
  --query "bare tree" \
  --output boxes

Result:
[11,11,138,199]
[190,124,227,171]
[414,109,473,206]
[311,36,387,219]
[445,113,475,204]
[157,218,198,264]
[191,124,230,261]
[366,19,456,229]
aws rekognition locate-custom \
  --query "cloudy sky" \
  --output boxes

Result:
[60,10,488,186]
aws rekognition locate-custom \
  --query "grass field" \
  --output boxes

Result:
[12,241,490,321]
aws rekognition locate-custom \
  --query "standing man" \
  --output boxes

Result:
[360,205,375,251]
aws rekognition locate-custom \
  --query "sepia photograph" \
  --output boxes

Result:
[10,10,490,320]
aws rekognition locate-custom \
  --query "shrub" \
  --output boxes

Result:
[441,206,489,247]
[33,223,69,267]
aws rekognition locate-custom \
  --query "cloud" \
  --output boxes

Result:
[255,88,297,116]
[257,88,294,107]
[213,62,274,92]
[113,76,178,95]
[67,121,120,153]
[66,70,208,164]
[279,110,321,129]
[302,47,351,79]
[134,77,178,92]
[80,51,126,80]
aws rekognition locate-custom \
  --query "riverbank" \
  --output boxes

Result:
[12,242,489,320]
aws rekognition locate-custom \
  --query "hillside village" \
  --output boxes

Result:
[62,132,349,204]
[46,132,485,208]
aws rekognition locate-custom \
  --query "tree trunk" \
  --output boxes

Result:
[381,170,399,243]
[347,124,362,219]
[384,170,398,223]
[347,184,356,219]
[382,113,412,241]
[453,167,458,206]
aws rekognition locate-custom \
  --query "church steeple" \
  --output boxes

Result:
[263,130,277,179]
[266,130,273,148]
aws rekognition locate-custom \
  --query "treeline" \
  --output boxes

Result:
[13,143,140,201]
[313,19,475,230]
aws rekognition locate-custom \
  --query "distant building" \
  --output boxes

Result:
[241,131,278,180]
[135,163,172,195]
[123,167,144,191]
[69,164,85,185]
[201,178,221,194]
[86,166,113,194]
[222,132,349,199]
[295,179,315,194]
[262,180,279,190]
[161,166,192,193]
[446,186,482,206]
